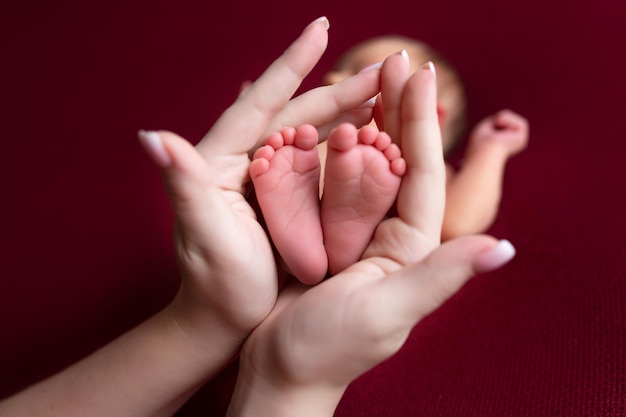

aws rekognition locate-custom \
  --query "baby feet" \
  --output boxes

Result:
[322,124,405,275]
[250,125,327,285]
[467,109,529,157]
[251,123,405,285]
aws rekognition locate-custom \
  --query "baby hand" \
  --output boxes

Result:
[469,109,529,156]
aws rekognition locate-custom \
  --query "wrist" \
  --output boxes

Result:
[162,294,246,373]
[466,138,509,158]
[168,283,251,342]
[226,368,346,417]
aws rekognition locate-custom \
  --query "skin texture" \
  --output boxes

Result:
[322,36,529,241]
[250,122,405,284]
[227,56,516,417]
[443,109,528,239]
[0,17,383,417]
[0,20,516,417]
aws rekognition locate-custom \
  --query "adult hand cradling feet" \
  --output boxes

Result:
[0,17,516,417]
[137,15,384,379]
[226,52,517,417]
[0,16,382,417]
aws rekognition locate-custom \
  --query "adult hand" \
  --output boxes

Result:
[226,57,516,417]
[0,17,383,417]
[139,16,381,349]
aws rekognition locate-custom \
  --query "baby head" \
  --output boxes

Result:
[324,36,467,155]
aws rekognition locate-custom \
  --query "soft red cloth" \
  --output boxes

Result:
[1,0,624,415]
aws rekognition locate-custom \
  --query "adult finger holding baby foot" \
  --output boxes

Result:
[249,50,413,285]
[137,14,383,365]
[0,17,387,417]
[226,55,517,417]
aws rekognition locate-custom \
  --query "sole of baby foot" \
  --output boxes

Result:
[250,124,328,285]
[322,124,405,275]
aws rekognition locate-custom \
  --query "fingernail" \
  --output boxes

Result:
[357,95,377,109]
[475,239,516,273]
[307,16,330,31]
[422,61,436,74]
[400,49,410,66]
[358,62,383,73]
[138,130,171,168]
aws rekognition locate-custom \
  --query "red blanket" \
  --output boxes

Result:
[2,0,624,415]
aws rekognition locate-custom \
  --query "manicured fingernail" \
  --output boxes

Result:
[422,61,436,74]
[475,239,516,273]
[308,16,330,31]
[401,49,410,65]
[358,62,383,73]
[238,80,252,97]
[138,130,171,168]
[358,95,377,109]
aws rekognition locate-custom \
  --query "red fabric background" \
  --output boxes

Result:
[1,0,625,415]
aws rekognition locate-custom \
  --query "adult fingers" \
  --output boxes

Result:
[263,65,381,146]
[196,17,330,159]
[380,50,410,144]
[395,62,446,241]
[315,107,374,142]
[138,130,235,246]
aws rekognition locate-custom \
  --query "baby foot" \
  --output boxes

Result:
[250,124,328,285]
[321,123,406,275]
[468,109,529,157]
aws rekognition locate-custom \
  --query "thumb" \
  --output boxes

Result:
[373,235,516,328]
[138,130,231,240]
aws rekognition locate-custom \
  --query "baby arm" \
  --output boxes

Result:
[442,109,528,240]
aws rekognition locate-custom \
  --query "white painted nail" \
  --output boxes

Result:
[401,49,410,66]
[358,62,383,73]
[308,16,330,31]
[138,130,171,168]
[475,239,516,273]
[357,96,377,109]
[422,61,436,74]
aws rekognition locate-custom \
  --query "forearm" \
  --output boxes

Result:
[0,302,243,417]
